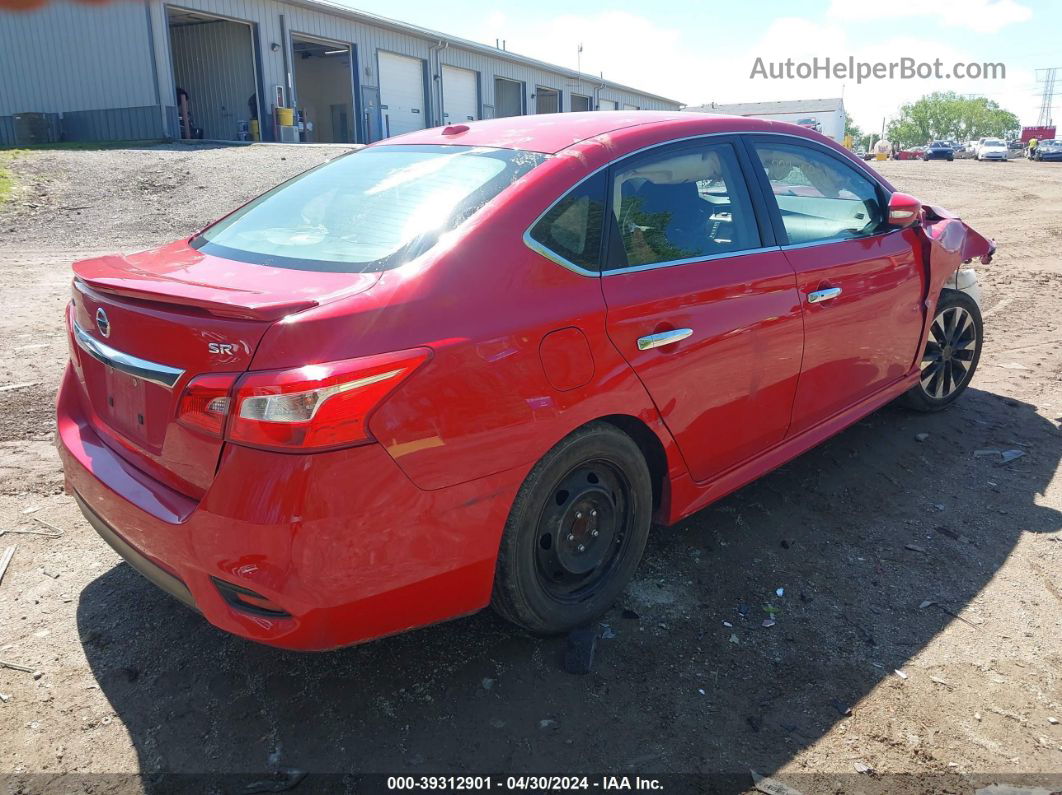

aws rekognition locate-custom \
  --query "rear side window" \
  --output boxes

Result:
[194,145,546,273]
[609,142,760,270]
[528,171,606,271]
[752,142,884,245]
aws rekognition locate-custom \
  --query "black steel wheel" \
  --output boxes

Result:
[492,423,652,634]
[900,289,983,411]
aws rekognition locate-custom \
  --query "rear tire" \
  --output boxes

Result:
[900,289,982,412]
[492,422,653,634]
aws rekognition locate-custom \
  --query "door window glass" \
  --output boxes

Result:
[610,143,760,269]
[753,142,885,245]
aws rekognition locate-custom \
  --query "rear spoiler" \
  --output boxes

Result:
[72,256,319,321]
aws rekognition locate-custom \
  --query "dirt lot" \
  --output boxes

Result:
[0,144,1059,794]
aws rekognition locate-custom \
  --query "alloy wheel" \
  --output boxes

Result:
[920,305,978,399]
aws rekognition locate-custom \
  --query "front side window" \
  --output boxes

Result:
[610,143,760,269]
[528,171,606,271]
[752,142,885,245]
[194,144,546,272]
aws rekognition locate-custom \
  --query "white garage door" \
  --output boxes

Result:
[598,98,618,111]
[623,103,638,110]
[378,51,426,137]
[442,65,478,122]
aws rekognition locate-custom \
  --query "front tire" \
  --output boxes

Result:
[900,289,983,412]
[492,423,653,634]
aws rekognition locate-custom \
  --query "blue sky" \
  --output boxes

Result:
[339,0,1059,131]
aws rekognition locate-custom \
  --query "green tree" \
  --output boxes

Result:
[885,91,1019,148]
[844,113,863,145]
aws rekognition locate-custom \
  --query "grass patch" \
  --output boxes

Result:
[0,139,164,152]
[0,150,20,205]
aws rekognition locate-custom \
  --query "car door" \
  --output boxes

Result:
[747,138,927,435]
[600,137,804,483]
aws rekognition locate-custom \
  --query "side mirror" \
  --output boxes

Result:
[888,192,922,228]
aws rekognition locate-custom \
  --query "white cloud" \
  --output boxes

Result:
[826,0,1033,34]
[471,11,1038,133]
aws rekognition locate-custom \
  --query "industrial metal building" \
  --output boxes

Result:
[0,0,681,146]
[686,98,846,142]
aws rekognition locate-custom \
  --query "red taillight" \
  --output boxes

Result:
[226,348,431,451]
[176,373,238,437]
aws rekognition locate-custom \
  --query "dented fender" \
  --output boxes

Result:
[909,205,994,366]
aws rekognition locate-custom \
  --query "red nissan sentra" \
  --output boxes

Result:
[57,112,995,650]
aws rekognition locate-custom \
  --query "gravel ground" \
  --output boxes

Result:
[0,144,1059,794]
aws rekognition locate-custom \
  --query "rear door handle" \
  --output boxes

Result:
[807,287,842,304]
[637,328,693,350]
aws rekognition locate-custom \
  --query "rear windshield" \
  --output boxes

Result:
[193,145,546,272]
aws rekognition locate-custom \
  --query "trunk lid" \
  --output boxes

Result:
[68,241,380,497]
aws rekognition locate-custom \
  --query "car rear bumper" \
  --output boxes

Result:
[57,363,524,650]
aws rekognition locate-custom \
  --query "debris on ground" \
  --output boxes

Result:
[919,599,935,609]
[0,545,15,585]
[894,669,909,680]
[915,433,930,442]
[243,767,307,794]
[481,678,495,691]
[0,381,41,393]
[831,700,852,717]
[1001,449,1026,463]
[750,770,805,795]
[0,659,35,674]
[538,719,558,730]
[562,627,598,675]
[905,543,928,554]
[762,619,776,628]
[854,761,874,774]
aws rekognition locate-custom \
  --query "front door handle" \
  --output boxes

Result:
[807,287,842,304]
[637,328,693,350]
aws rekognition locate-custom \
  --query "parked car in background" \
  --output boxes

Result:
[1032,139,1062,161]
[895,146,925,160]
[923,141,955,161]
[56,112,995,650]
[976,139,1009,161]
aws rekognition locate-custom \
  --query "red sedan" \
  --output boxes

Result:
[57,112,995,650]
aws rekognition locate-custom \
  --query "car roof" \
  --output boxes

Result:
[371,111,822,154]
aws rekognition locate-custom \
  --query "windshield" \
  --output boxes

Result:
[193,145,546,272]
[984,139,1004,147]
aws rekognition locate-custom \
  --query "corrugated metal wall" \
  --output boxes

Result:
[156,0,677,137]
[0,0,169,141]
[0,0,679,144]
[170,16,257,140]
